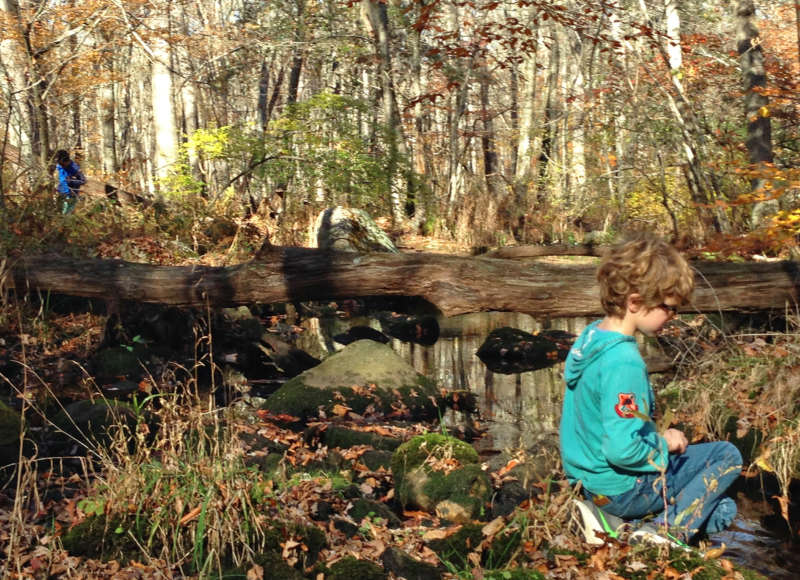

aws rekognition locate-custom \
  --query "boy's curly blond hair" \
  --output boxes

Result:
[597,233,694,317]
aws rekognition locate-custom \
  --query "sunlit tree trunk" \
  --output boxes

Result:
[150,5,177,188]
[565,29,586,210]
[361,0,407,224]
[537,24,561,213]
[514,36,540,206]
[0,0,34,173]
[445,2,473,219]
[665,0,682,70]
[736,0,775,228]
[98,81,116,176]
[479,63,499,198]
[637,0,728,236]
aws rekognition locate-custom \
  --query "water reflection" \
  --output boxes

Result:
[299,311,590,452]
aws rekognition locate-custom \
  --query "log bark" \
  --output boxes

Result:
[483,244,605,259]
[5,248,799,318]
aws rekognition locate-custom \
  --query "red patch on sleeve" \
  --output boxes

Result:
[614,393,639,418]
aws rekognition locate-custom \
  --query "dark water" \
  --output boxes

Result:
[297,310,799,577]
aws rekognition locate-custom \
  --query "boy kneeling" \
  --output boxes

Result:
[560,234,741,545]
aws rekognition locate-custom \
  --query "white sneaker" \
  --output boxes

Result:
[629,524,689,549]
[571,498,624,545]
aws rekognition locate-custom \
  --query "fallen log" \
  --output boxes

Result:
[4,248,799,317]
[482,243,605,259]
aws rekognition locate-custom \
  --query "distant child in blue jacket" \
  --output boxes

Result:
[560,233,741,545]
[55,149,86,214]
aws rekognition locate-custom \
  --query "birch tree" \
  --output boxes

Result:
[0,0,34,170]
[150,2,178,190]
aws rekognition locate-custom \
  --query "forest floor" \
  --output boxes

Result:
[1,288,797,578]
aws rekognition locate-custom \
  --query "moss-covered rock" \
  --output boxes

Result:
[349,498,402,528]
[262,340,440,421]
[326,555,387,580]
[50,399,141,451]
[391,433,491,521]
[380,546,442,580]
[248,551,305,580]
[0,400,21,445]
[317,425,402,451]
[60,514,146,563]
[262,521,328,570]
[361,449,394,471]
[92,345,147,380]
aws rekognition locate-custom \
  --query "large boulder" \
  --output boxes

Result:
[261,340,439,422]
[315,207,398,253]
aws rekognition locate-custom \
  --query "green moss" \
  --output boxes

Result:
[391,433,479,483]
[426,519,519,569]
[93,345,146,378]
[0,400,21,445]
[614,546,767,580]
[262,382,334,420]
[543,544,588,566]
[243,452,282,476]
[426,463,491,517]
[349,498,401,528]
[60,515,146,563]
[484,526,523,568]
[326,556,387,580]
[248,551,305,580]
[261,521,328,569]
[263,377,441,422]
[381,546,442,580]
[361,449,393,471]
[391,434,489,514]
[321,425,401,451]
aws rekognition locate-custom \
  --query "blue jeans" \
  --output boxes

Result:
[598,442,742,542]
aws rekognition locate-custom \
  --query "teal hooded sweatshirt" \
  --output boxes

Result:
[559,320,669,496]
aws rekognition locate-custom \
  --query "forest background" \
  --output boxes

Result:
[1,0,799,257]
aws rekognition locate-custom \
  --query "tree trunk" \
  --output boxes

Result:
[151,6,177,186]
[736,0,775,228]
[361,0,407,225]
[98,75,117,175]
[565,29,586,210]
[7,250,798,318]
[637,0,728,237]
[0,0,34,181]
[479,64,499,198]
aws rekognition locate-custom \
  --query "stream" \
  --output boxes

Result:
[294,309,798,579]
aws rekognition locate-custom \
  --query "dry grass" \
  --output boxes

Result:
[660,310,800,520]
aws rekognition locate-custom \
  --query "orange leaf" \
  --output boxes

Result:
[497,458,521,476]
[773,495,790,523]
[179,506,202,526]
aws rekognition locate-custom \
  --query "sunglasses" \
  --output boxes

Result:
[657,303,679,316]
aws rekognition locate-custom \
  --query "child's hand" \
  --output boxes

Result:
[663,428,688,454]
